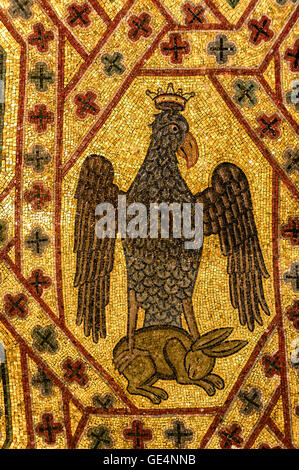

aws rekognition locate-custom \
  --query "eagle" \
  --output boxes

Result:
[73,83,270,369]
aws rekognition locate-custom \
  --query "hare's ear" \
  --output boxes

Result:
[191,328,233,351]
[203,340,248,358]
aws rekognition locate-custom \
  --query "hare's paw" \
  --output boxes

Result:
[204,373,225,390]
[197,380,216,396]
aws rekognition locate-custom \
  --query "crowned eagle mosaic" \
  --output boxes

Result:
[73,84,270,403]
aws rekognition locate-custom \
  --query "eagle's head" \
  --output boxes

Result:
[150,109,199,169]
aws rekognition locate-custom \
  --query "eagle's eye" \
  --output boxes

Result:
[169,124,179,133]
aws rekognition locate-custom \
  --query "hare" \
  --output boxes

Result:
[113,326,247,404]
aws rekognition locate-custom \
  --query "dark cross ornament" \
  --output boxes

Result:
[284,262,299,292]
[24,145,51,173]
[284,39,299,72]
[283,148,299,175]
[285,300,299,330]
[127,12,152,41]
[218,423,244,449]
[28,62,54,92]
[233,79,258,107]
[31,325,59,354]
[32,367,53,397]
[101,52,125,76]
[238,387,263,415]
[36,413,63,445]
[67,3,92,28]
[62,359,88,386]
[8,0,33,20]
[207,34,236,64]
[4,293,28,319]
[182,3,206,27]
[25,227,50,255]
[164,420,193,448]
[28,104,54,133]
[123,420,152,449]
[161,33,191,64]
[281,217,299,246]
[92,394,114,410]
[28,23,54,53]
[262,351,281,377]
[248,16,274,45]
[87,425,112,449]
[256,113,281,140]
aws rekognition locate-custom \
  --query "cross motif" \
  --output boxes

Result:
[28,62,54,92]
[74,91,100,119]
[285,300,299,330]
[233,79,258,107]
[0,220,8,244]
[24,182,52,210]
[25,227,50,256]
[8,0,33,20]
[36,413,63,445]
[87,425,113,449]
[24,144,51,173]
[283,148,299,174]
[161,33,191,64]
[164,420,193,448]
[218,423,244,449]
[26,268,52,296]
[28,104,54,133]
[284,39,299,72]
[258,443,282,449]
[248,16,274,46]
[92,393,115,410]
[31,325,59,354]
[123,420,153,449]
[226,0,240,6]
[101,52,125,76]
[256,113,281,140]
[238,387,263,415]
[4,293,29,319]
[32,367,53,397]
[127,12,152,42]
[286,79,299,111]
[281,217,299,246]
[66,3,92,28]
[182,2,206,27]
[207,34,237,64]
[62,358,89,386]
[284,262,299,292]
[262,351,281,377]
[28,23,54,53]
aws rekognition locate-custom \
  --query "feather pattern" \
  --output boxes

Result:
[196,162,270,331]
[74,154,119,342]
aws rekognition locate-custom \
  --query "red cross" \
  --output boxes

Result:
[281,217,299,246]
[62,358,89,386]
[127,12,152,42]
[24,181,52,210]
[262,351,281,378]
[218,423,244,449]
[161,33,190,64]
[123,420,152,449]
[256,113,281,140]
[182,3,206,28]
[4,293,29,319]
[258,443,281,449]
[28,104,54,133]
[74,91,100,119]
[66,3,92,28]
[26,268,52,296]
[28,23,54,53]
[248,16,274,46]
[285,300,299,330]
[284,39,299,72]
[36,413,63,445]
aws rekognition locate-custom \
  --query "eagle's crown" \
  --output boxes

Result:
[146,83,195,111]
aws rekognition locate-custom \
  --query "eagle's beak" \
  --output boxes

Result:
[177,132,199,169]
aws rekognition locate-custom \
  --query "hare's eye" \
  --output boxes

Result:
[197,358,201,363]
[169,124,179,133]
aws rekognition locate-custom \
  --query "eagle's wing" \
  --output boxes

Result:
[196,162,270,331]
[74,154,119,342]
